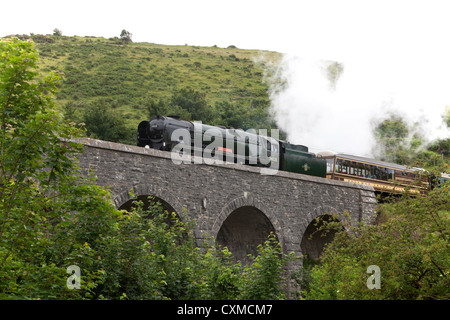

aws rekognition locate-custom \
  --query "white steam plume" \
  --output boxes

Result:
[266,53,450,157]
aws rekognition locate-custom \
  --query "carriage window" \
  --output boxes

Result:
[326,159,334,173]
[366,165,373,179]
[348,162,356,175]
[361,164,367,177]
[336,159,342,173]
[373,166,381,180]
[371,166,388,181]
[356,163,363,176]
[341,160,348,174]
[388,169,394,180]
[380,167,388,181]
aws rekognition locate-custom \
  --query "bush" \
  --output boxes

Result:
[239,234,293,299]
[82,103,133,144]
[95,197,294,300]
[302,184,450,300]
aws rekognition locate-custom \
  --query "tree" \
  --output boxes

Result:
[53,28,63,36]
[301,183,450,300]
[170,88,213,122]
[0,37,117,298]
[120,29,132,44]
[215,101,246,128]
[97,197,294,300]
[428,107,450,159]
[444,106,450,128]
[372,113,424,165]
[82,103,132,144]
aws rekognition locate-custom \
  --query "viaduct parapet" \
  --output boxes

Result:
[76,138,377,278]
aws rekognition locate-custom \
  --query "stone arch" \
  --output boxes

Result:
[113,183,186,222]
[118,195,176,215]
[213,195,283,264]
[299,205,342,261]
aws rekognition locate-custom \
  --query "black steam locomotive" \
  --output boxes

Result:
[137,115,327,178]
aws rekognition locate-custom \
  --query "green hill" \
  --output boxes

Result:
[14,34,282,144]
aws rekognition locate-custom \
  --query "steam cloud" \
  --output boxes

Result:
[266,53,450,157]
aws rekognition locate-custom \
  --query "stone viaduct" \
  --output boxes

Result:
[76,138,377,270]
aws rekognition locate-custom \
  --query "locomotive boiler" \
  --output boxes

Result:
[138,115,327,178]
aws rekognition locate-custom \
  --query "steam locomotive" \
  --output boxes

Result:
[137,115,327,177]
[137,115,449,194]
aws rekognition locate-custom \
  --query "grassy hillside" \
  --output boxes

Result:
[14,34,282,144]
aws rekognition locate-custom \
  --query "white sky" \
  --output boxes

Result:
[2,0,449,56]
[2,0,450,155]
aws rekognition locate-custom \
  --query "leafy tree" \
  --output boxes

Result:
[301,184,450,300]
[444,106,450,128]
[372,110,449,170]
[145,97,191,121]
[0,37,113,299]
[427,139,450,159]
[53,28,63,37]
[82,103,133,144]
[170,88,213,122]
[427,107,450,160]
[239,234,293,299]
[120,29,132,44]
[99,198,294,300]
[215,101,247,128]
[372,113,424,165]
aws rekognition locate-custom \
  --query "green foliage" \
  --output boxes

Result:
[239,234,293,300]
[0,37,292,300]
[372,112,449,170]
[169,88,213,122]
[301,184,450,300]
[372,113,418,164]
[0,37,101,299]
[82,103,134,144]
[119,30,132,44]
[53,29,62,37]
[26,34,280,143]
[96,199,293,300]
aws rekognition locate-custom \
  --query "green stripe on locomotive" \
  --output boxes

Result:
[280,142,327,178]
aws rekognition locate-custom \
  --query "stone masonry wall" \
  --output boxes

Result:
[75,138,377,261]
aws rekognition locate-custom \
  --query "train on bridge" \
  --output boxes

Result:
[137,115,449,195]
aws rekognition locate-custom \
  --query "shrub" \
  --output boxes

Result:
[302,185,450,300]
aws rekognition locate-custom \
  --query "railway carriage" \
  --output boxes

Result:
[317,152,430,195]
